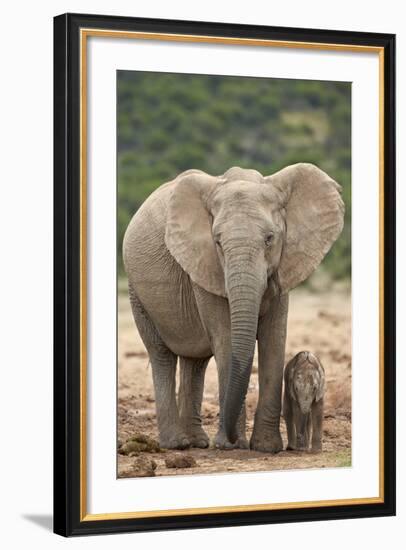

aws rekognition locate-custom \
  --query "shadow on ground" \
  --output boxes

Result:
[22,514,53,532]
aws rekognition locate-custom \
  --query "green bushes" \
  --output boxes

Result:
[117,71,351,280]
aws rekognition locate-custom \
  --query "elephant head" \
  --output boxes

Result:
[288,351,326,414]
[165,164,344,443]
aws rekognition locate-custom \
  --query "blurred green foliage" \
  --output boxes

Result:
[117,71,351,279]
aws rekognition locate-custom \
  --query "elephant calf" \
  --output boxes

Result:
[283,351,325,452]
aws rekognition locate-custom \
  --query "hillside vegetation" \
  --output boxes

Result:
[117,71,351,279]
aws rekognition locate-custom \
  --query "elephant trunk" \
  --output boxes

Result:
[299,413,308,435]
[297,413,309,449]
[223,259,264,443]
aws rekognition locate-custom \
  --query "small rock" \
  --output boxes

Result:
[165,455,197,469]
[118,433,162,455]
[121,456,157,478]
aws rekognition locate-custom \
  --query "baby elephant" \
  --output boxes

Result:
[283,351,326,452]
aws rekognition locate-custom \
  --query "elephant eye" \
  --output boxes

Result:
[265,232,274,247]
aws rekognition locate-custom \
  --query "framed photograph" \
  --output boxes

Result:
[53,13,396,536]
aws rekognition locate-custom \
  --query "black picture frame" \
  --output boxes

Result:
[54,12,396,537]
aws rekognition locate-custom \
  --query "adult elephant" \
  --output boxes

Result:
[123,164,344,452]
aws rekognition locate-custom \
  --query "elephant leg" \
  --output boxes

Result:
[307,411,312,447]
[283,394,296,450]
[311,399,324,452]
[128,284,190,449]
[178,357,210,448]
[251,294,288,453]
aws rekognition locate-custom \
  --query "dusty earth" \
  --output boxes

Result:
[117,282,351,478]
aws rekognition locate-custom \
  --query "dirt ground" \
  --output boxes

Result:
[117,282,351,478]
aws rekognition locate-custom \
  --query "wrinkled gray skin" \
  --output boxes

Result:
[123,164,343,451]
[283,351,326,452]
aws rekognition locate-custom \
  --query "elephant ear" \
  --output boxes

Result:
[165,171,226,297]
[307,353,326,401]
[315,366,326,402]
[285,356,298,401]
[266,163,344,293]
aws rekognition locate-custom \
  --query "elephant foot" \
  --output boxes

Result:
[250,432,283,454]
[187,428,210,449]
[159,430,191,450]
[213,430,249,450]
[235,437,249,450]
[295,437,308,452]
